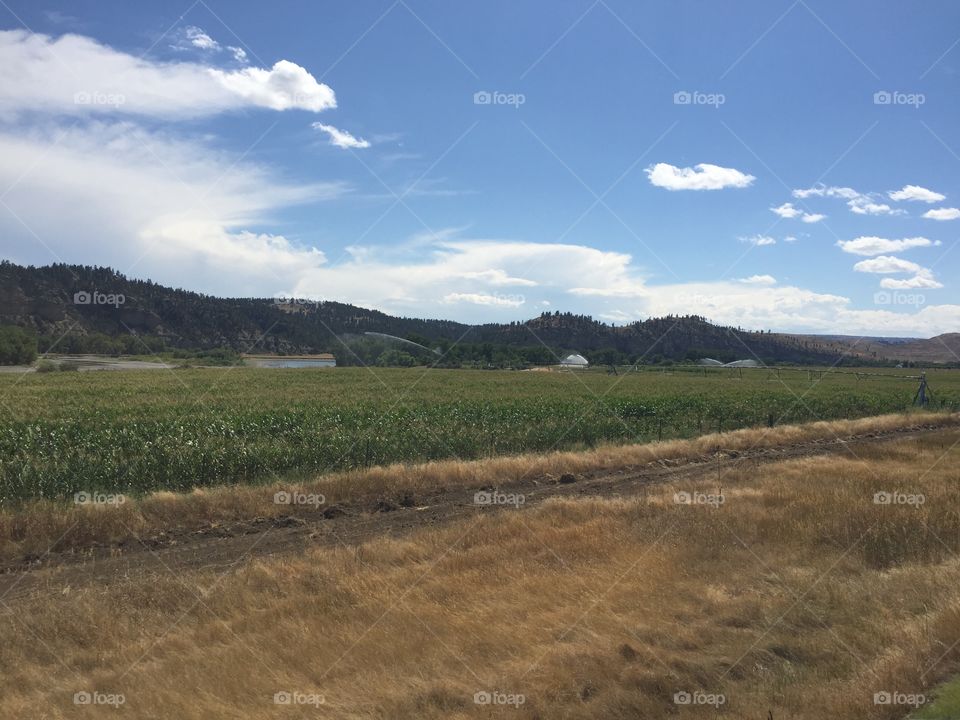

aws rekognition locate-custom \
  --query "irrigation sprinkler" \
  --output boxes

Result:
[914,373,932,407]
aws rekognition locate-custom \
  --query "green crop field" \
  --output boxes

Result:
[1,366,958,504]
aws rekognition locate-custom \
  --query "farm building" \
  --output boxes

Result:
[560,353,589,368]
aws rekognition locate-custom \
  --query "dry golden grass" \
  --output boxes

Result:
[1,411,956,561]
[2,423,960,718]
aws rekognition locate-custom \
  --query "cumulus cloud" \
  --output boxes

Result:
[853,255,943,290]
[880,275,944,290]
[848,198,900,216]
[739,235,776,246]
[889,185,945,203]
[924,207,960,221]
[771,202,801,219]
[792,183,904,216]
[853,256,926,274]
[836,237,940,256]
[0,29,335,118]
[770,202,825,223]
[738,275,777,285]
[209,60,336,112]
[646,162,755,191]
[312,122,371,149]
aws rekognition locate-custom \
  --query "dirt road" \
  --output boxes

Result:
[0,421,953,605]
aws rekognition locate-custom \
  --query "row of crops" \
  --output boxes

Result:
[1,367,958,504]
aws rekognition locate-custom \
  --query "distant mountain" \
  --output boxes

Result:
[784,333,960,365]
[0,261,876,365]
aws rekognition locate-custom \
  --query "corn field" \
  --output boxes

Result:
[2,366,958,504]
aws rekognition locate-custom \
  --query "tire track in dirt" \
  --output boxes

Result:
[0,422,954,605]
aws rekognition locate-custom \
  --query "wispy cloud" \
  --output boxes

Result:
[312,123,371,149]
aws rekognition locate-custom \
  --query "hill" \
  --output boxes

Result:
[1,260,850,366]
[784,333,960,365]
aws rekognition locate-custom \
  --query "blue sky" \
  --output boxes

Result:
[0,0,958,336]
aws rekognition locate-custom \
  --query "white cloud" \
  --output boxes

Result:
[0,121,347,291]
[227,46,248,63]
[185,26,220,51]
[739,235,776,246]
[880,275,943,290]
[444,293,525,307]
[848,198,901,216]
[837,236,940,256]
[312,122,371,149]
[792,184,904,216]
[853,256,925,274]
[771,202,825,223]
[646,162,755,191]
[924,207,960,221]
[853,255,943,290]
[793,184,860,200]
[738,275,777,285]
[0,29,335,118]
[771,202,802,219]
[210,60,336,112]
[889,185,945,203]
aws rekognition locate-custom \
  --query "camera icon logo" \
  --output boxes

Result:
[673,491,691,505]
[473,91,492,105]
[74,491,91,505]
[73,691,92,705]
[873,90,892,105]
[73,291,92,305]
[874,691,892,705]
[873,491,892,505]
[273,691,292,705]
[473,491,493,506]
[273,491,291,505]
[473,691,492,705]
[674,691,692,705]
[673,90,692,105]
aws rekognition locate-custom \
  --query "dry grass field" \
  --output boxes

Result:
[2,414,960,718]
